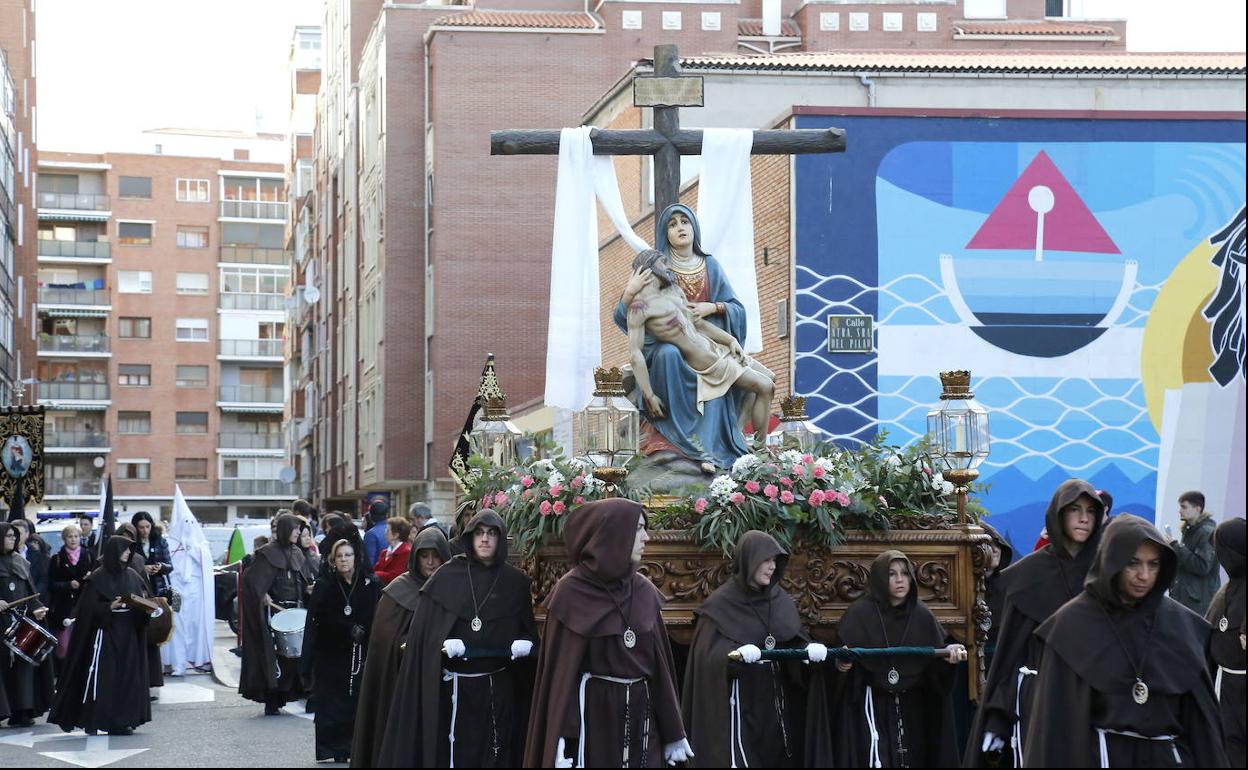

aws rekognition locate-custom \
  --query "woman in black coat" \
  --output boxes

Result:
[130,512,172,600]
[48,524,98,669]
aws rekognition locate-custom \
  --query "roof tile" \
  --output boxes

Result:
[738,18,803,38]
[954,20,1117,36]
[434,10,600,30]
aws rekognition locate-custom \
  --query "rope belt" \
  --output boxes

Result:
[1096,727,1181,768]
[442,667,504,768]
[82,628,104,704]
[578,672,649,768]
[1012,666,1038,767]
[1215,665,1245,700]
[864,686,882,769]
[729,678,749,768]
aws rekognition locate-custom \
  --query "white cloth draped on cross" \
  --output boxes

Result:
[544,126,763,412]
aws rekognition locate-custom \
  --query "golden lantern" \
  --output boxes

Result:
[926,370,991,521]
[467,354,523,469]
[766,395,824,453]
[574,367,640,487]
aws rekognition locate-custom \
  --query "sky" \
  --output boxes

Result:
[33,0,1248,155]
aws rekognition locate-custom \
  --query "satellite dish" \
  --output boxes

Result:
[284,295,298,311]
[278,466,297,484]
[304,286,321,304]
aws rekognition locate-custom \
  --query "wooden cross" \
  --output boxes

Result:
[491,44,846,217]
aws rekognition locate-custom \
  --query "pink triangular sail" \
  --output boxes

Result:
[966,151,1120,254]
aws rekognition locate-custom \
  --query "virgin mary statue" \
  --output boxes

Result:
[613,203,754,470]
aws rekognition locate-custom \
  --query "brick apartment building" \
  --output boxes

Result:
[295,0,1132,518]
[34,150,298,522]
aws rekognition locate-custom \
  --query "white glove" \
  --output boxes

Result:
[734,644,762,664]
[982,731,1005,753]
[510,639,534,660]
[663,738,694,765]
[806,642,828,663]
[150,606,164,619]
[442,638,466,658]
[554,737,574,768]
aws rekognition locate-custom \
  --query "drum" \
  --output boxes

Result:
[270,608,307,659]
[4,615,57,666]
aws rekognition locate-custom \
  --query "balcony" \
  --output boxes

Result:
[219,200,288,220]
[219,432,284,450]
[46,478,103,496]
[37,192,110,212]
[218,384,283,403]
[38,287,111,306]
[219,478,298,497]
[219,293,285,311]
[38,333,111,355]
[219,246,291,265]
[38,240,111,261]
[219,339,283,358]
[38,382,110,401]
[45,430,110,450]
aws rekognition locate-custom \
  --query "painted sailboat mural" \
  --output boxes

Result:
[940,151,1138,357]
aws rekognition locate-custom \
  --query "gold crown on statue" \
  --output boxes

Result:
[779,394,809,421]
[938,370,974,400]
[478,354,511,420]
[592,367,628,397]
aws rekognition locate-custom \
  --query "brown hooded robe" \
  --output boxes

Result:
[680,530,832,767]
[376,510,537,767]
[350,526,452,768]
[0,521,55,724]
[1206,517,1245,767]
[834,549,960,768]
[965,479,1105,767]
[524,498,686,768]
[1024,514,1228,767]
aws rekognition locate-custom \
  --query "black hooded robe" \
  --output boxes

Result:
[47,537,153,733]
[834,550,960,768]
[681,530,831,768]
[377,509,538,768]
[965,479,1106,767]
[1206,517,1245,767]
[1023,514,1228,768]
[524,499,686,769]
[238,514,317,707]
[0,522,56,724]
[350,527,452,768]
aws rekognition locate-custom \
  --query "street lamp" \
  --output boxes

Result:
[466,354,523,469]
[926,370,990,522]
[766,395,824,453]
[574,367,639,488]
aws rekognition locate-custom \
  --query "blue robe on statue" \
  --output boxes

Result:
[614,255,750,469]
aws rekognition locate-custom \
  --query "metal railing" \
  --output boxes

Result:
[46,478,103,496]
[218,384,283,403]
[219,246,291,265]
[38,287,111,305]
[45,430,110,449]
[37,192,111,211]
[38,333,111,353]
[218,432,284,449]
[37,240,112,259]
[219,339,283,358]
[38,382,110,400]
[219,293,285,311]
[218,479,297,496]
[219,200,288,220]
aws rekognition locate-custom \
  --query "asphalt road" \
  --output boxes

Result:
[0,622,333,768]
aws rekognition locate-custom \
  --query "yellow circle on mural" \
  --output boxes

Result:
[1140,239,1217,433]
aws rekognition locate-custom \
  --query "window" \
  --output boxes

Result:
[220,222,285,248]
[175,458,208,480]
[118,411,152,434]
[118,222,152,246]
[176,272,209,295]
[118,176,152,199]
[117,460,151,481]
[963,0,1007,18]
[176,178,210,202]
[176,412,209,434]
[177,226,209,249]
[175,317,209,341]
[221,266,290,295]
[118,364,151,387]
[118,317,151,339]
[118,270,152,294]
[176,365,209,388]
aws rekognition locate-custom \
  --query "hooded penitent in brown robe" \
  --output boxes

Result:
[524,498,686,768]
[350,526,452,768]
[965,478,1105,767]
[680,530,832,767]
[238,514,317,711]
[1024,514,1228,767]
[116,522,163,691]
[377,510,537,767]
[834,549,959,768]
[1206,517,1245,767]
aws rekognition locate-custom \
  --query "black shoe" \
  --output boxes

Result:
[107,728,134,736]
[264,704,282,716]
[8,718,34,728]
[86,729,98,736]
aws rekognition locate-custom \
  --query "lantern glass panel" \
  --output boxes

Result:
[469,417,523,469]
[575,394,639,469]
[766,419,823,453]
[927,398,990,472]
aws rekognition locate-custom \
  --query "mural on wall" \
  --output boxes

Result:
[792,114,1245,548]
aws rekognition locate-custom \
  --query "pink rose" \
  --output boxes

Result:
[729,492,746,505]
[878,495,889,509]
[574,496,586,505]
[694,498,709,514]
[549,483,563,497]
[922,466,933,477]
[779,476,794,488]
[812,466,826,479]
[837,492,852,507]
[745,480,761,494]
[764,484,779,500]
[792,464,806,477]
[802,454,815,464]
[539,500,553,516]
[809,489,825,506]
[780,490,795,504]
[521,475,535,488]
[571,475,584,489]
[493,492,509,507]
[553,501,567,515]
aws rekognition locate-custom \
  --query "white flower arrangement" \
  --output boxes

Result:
[731,454,761,479]
[709,474,738,502]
